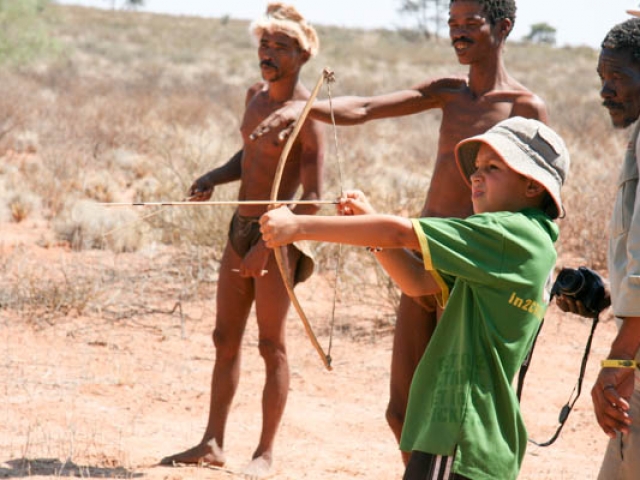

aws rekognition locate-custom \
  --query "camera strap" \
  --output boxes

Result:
[517,296,600,447]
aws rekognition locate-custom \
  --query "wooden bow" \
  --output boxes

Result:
[269,69,333,371]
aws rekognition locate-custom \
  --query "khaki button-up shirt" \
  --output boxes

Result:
[608,121,640,374]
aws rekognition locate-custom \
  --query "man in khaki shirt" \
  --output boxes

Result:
[557,15,640,480]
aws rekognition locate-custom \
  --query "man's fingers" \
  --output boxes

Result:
[593,383,632,437]
[592,388,619,437]
[187,185,213,201]
[249,121,293,143]
[277,125,294,142]
[555,295,596,318]
[259,214,272,244]
[250,126,270,141]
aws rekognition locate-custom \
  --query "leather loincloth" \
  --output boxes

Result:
[228,211,315,284]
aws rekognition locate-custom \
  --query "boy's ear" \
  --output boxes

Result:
[525,180,545,198]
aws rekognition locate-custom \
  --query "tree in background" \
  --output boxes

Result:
[524,22,557,46]
[106,0,145,9]
[124,0,144,8]
[398,0,448,40]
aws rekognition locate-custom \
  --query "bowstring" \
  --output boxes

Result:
[324,69,344,361]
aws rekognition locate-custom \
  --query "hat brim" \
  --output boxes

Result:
[456,134,563,218]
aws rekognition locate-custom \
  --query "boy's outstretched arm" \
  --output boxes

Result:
[259,203,441,296]
[260,203,414,249]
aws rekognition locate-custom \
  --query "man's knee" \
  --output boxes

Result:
[386,403,404,424]
[258,338,287,366]
[386,402,405,435]
[212,328,241,359]
[386,399,407,423]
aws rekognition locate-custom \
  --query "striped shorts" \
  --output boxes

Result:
[403,451,470,480]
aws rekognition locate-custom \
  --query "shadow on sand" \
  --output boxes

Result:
[0,458,143,478]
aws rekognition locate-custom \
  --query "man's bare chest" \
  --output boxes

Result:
[440,101,515,143]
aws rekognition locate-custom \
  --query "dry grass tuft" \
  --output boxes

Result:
[53,200,146,252]
[9,192,40,223]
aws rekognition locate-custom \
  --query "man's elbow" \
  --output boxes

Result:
[298,190,322,214]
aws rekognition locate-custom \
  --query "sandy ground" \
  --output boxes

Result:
[0,217,616,479]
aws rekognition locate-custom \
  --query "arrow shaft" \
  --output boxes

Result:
[100,200,338,207]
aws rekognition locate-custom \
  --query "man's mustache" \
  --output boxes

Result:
[603,100,624,110]
[260,60,277,69]
[452,37,474,46]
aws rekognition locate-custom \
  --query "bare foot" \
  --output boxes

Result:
[242,455,273,479]
[160,439,225,466]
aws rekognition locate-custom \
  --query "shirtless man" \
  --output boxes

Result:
[160,4,324,477]
[252,0,548,465]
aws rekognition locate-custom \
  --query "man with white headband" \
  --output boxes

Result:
[160,4,324,478]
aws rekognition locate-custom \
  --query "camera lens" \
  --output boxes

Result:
[556,269,585,295]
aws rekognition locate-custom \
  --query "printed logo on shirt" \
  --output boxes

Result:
[507,291,545,320]
[430,354,491,423]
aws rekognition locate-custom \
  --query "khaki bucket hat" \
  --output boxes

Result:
[455,117,570,218]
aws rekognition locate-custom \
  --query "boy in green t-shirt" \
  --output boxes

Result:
[259,116,570,480]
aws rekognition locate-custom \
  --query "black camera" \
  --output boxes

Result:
[550,266,608,315]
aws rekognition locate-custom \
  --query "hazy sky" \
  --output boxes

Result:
[56,0,639,49]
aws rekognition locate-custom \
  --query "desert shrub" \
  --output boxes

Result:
[0,163,41,222]
[0,0,59,64]
[12,130,40,153]
[8,191,41,222]
[0,258,101,323]
[0,177,13,223]
[53,199,145,252]
[139,121,240,252]
[80,169,120,203]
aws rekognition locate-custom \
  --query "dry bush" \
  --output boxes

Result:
[554,121,625,269]
[80,169,118,203]
[8,192,41,223]
[12,130,40,153]
[53,200,146,252]
[0,177,13,223]
[0,243,214,327]
[0,73,31,153]
[0,160,42,223]
[0,249,105,325]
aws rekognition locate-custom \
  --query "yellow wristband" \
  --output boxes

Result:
[601,359,638,369]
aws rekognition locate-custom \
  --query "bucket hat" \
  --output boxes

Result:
[456,117,570,218]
